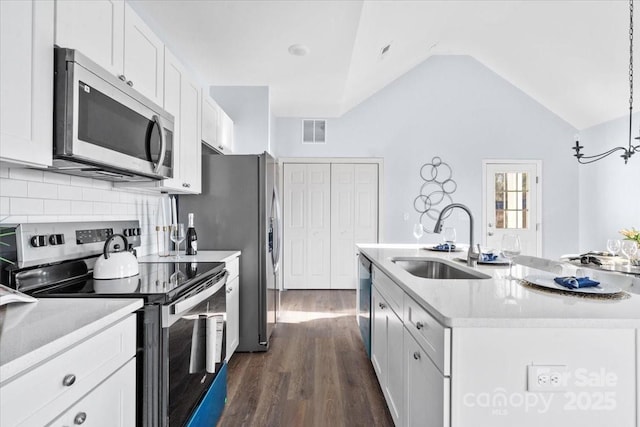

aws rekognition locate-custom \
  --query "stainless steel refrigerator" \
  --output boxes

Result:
[178,152,281,352]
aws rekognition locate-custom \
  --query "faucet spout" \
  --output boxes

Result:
[434,203,479,267]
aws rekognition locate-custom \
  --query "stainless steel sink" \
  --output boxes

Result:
[392,258,491,280]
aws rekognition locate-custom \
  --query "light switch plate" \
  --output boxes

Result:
[527,364,568,392]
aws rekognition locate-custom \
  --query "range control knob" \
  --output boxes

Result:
[135,227,141,236]
[30,235,48,247]
[49,234,65,246]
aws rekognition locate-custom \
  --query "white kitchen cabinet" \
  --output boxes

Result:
[371,284,404,426]
[123,2,164,105]
[201,92,234,154]
[0,0,53,168]
[404,328,449,427]
[283,163,332,289]
[1,314,137,426]
[54,0,124,77]
[225,256,240,361]
[330,164,379,288]
[50,358,136,427]
[118,48,201,194]
[54,0,164,106]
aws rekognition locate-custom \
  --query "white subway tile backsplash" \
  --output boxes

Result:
[0,197,9,215]
[0,166,9,178]
[44,199,71,215]
[11,198,44,215]
[9,168,44,182]
[28,182,58,199]
[58,185,83,200]
[0,178,28,197]
[27,215,60,223]
[0,215,28,223]
[93,201,112,214]
[71,200,93,214]
[43,172,71,185]
[91,179,112,189]
[70,175,93,187]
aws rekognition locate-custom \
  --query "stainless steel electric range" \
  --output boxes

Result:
[3,221,227,426]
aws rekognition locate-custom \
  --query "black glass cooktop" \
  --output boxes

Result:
[31,261,225,304]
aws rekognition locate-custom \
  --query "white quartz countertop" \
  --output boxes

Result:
[138,250,241,264]
[358,244,640,328]
[0,298,142,382]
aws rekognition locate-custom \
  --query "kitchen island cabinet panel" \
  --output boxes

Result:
[450,328,636,427]
[0,0,53,168]
[371,285,404,426]
[404,328,449,427]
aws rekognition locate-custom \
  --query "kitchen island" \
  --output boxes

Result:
[358,244,640,427]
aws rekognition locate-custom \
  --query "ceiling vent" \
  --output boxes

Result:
[302,119,326,144]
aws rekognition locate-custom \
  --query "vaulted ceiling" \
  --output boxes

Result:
[131,0,633,129]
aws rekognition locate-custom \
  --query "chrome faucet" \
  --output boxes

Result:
[433,203,480,267]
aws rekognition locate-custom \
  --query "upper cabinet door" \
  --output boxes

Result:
[0,0,53,168]
[179,74,201,193]
[54,0,124,76]
[123,3,164,106]
[201,93,221,150]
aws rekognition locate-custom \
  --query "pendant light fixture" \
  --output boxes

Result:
[573,0,640,164]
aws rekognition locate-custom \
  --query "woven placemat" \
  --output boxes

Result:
[519,280,631,300]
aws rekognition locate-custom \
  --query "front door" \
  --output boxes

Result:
[483,161,541,256]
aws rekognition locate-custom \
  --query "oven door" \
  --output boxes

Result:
[162,271,228,426]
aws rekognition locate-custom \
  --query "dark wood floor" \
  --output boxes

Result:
[218,290,393,427]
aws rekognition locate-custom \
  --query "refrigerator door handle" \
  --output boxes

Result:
[272,186,282,273]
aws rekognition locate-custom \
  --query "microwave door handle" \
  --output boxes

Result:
[152,114,166,174]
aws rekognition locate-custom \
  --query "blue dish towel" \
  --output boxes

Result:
[553,276,600,289]
[480,253,498,262]
[434,243,455,250]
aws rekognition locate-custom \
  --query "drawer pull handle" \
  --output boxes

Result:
[415,321,424,330]
[413,351,421,360]
[74,412,87,425]
[62,374,76,387]
[378,302,386,309]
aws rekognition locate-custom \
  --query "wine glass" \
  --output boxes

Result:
[501,234,521,280]
[412,223,424,247]
[443,227,456,253]
[170,223,185,259]
[621,240,638,268]
[607,239,621,257]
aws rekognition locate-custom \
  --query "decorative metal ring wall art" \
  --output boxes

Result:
[413,156,457,232]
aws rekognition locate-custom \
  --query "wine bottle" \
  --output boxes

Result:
[185,213,198,255]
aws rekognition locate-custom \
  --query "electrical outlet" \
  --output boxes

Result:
[527,365,568,392]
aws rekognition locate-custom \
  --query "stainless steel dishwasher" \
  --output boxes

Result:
[357,252,372,358]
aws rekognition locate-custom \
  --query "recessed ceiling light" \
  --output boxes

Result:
[288,44,310,57]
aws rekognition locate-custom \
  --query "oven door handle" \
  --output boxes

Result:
[171,271,228,316]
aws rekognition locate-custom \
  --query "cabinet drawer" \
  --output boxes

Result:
[403,295,451,376]
[372,266,404,317]
[49,357,136,427]
[225,256,239,280]
[1,314,136,426]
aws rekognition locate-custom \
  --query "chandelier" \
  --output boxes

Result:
[573,0,640,164]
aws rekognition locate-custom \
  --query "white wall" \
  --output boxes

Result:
[577,113,640,252]
[274,55,579,259]
[0,165,163,256]
[210,86,271,154]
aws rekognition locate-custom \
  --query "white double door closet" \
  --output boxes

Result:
[283,161,380,289]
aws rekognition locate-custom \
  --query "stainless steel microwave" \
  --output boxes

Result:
[52,47,174,182]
